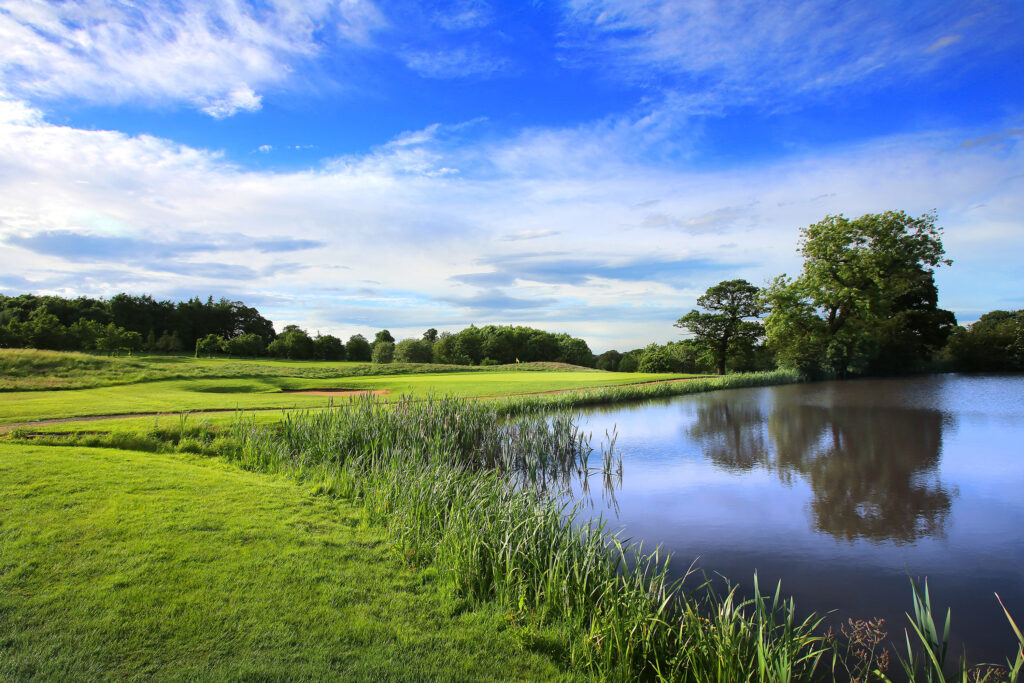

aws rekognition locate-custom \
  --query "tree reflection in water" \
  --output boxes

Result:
[685,389,953,543]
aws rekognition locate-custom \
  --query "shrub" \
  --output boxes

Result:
[313,334,346,361]
[637,343,675,372]
[394,338,432,363]
[596,350,622,371]
[224,333,265,357]
[345,334,372,362]
[371,341,394,364]
[267,325,314,359]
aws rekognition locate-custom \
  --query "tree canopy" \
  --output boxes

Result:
[675,279,764,375]
[763,211,955,376]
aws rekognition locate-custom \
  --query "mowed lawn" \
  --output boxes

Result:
[0,370,699,425]
[0,444,572,682]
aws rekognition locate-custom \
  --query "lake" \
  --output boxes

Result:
[575,374,1024,661]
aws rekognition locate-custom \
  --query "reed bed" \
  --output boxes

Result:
[216,395,805,680]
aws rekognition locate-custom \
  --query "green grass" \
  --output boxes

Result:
[0,368,705,426]
[0,348,601,391]
[0,444,573,682]
[4,376,1023,681]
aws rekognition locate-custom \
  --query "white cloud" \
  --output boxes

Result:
[0,97,1021,350]
[201,87,263,119]
[0,0,385,116]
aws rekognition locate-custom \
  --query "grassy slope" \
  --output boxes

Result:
[0,348,600,391]
[0,444,571,682]
[0,370,701,425]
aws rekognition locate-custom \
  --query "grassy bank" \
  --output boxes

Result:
[0,361,705,427]
[0,348,604,392]
[0,444,572,681]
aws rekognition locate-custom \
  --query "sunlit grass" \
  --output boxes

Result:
[0,347,604,391]
[0,444,573,681]
[0,368,706,425]
[4,376,1022,680]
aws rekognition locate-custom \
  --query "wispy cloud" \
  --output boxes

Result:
[433,0,494,31]
[451,255,745,288]
[959,127,1024,150]
[402,46,509,79]
[501,229,561,241]
[558,0,1020,106]
[925,34,964,53]
[0,0,386,116]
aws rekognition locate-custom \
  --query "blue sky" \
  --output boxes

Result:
[1,0,1022,351]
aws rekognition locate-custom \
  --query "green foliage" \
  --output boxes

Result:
[194,333,227,358]
[0,292,275,353]
[311,333,345,361]
[764,211,955,377]
[154,329,184,353]
[371,341,395,364]
[432,331,469,365]
[557,336,594,367]
[345,334,372,361]
[945,310,1024,371]
[266,325,314,359]
[617,350,641,373]
[596,349,622,371]
[223,332,264,357]
[630,341,717,374]
[393,338,433,363]
[455,325,484,365]
[97,323,143,355]
[638,343,676,373]
[676,279,765,375]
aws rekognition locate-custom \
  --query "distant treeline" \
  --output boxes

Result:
[944,309,1024,372]
[253,324,595,366]
[2,289,1020,373]
[0,293,273,355]
[0,293,596,366]
[594,308,1024,376]
[593,339,772,375]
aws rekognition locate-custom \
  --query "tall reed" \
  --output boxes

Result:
[225,393,831,680]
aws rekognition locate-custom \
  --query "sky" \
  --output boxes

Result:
[0,0,1022,352]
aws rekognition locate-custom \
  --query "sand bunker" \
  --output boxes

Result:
[283,389,390,397]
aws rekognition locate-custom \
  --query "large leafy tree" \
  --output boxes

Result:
[345,334,372,361]
[675,279,764,375]
[764,211,955,376]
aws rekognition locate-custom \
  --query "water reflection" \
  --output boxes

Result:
[684,388,954,543]
[574,375,1024,662]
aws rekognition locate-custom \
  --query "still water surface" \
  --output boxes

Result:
[575,374,1024,660]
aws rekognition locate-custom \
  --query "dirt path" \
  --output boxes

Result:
[0,377,714,434]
